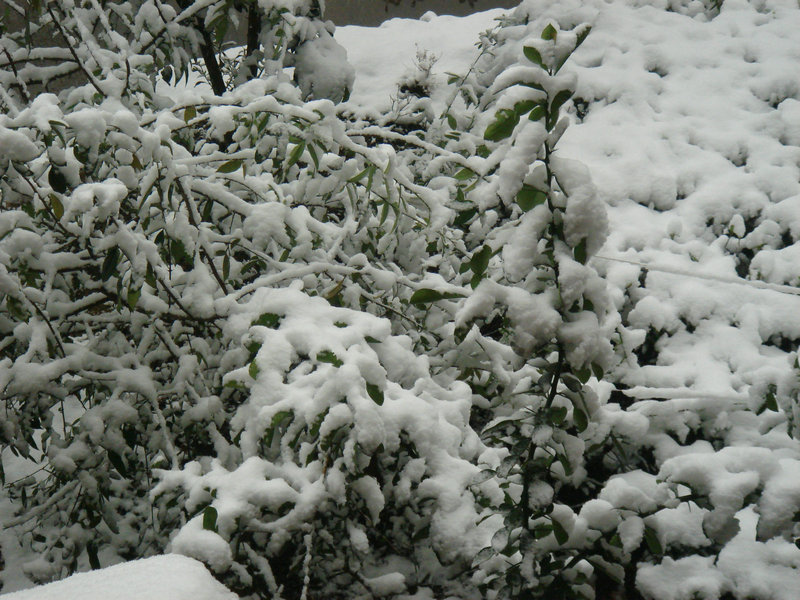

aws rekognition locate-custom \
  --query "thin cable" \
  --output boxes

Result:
[594,253,800,297]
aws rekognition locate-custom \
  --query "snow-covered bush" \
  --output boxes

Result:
[4,0,800,599]
[0,0,424,588]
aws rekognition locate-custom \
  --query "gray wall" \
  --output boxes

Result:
[326,1,518,26]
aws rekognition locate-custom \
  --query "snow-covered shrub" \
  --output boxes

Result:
[153,287,486,597]
[0,0,351,101]
[6,1,798,599]
[0,0,425,587]
[1,1,632,597]
[432,21,644,599]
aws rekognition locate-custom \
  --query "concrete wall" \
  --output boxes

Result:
[325,0,518,26]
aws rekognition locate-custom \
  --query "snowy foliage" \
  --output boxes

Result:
[2,0,800,599]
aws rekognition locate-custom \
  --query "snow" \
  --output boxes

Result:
[335,9,508,109]
[1,555,238,600]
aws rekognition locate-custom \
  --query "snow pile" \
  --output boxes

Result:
[2,555,238,600]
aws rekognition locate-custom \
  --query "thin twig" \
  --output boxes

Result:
[46,3,107,98]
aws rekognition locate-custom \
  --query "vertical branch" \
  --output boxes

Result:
[245,0,261,79]
[197,21,226,95]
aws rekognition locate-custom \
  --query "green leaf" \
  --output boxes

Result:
[107,450,127,477]
[49,194,64,219]
[183,106,196,123]
[264,411,293,447]
[217,159,242,173]
[348,167,370,183]
[202,199,213,221]
[644,526,663,555]
[87,542,101,570]
[48,168,68,194]
[523,45,545,68]
[253,313,281,328]
[170,239,190,265]
[248,360,260,379]
[454,207,477,227]
[307,143,320,171]
[548,406,568,425]
[573,407,589,432]
[455,167,476,180]
[470,245,492,276]
[516,185,547,212]
[576,25,592,50]
[513,100,537,117]
[757,388,779,415]
[446,113,457,129]
[541,24,558,41]
[534,523,553,539]
[552,518,569,544]
[529,104,546,121]
[286,142,305,168]
[145,263,157,289]
[574,237,588,264]
[549,88,573,119]
[575,366,591,383]
[222,254,230,281]
[472,546,496,566]
[484,109,520,142]
[366,383,384,406]
[562,375,582,392]
[558,453,574,476]
[591,362,604,380]
[101,247,120,281]
[317,350,343,368]
[127,286,141,310]
[202,506,218,532]
[409,288,466,305]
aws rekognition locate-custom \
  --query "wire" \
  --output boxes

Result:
[593,253,800,297]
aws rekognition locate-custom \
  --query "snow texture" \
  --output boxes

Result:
[1,555,238,600]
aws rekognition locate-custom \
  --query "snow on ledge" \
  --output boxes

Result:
[2,555,238,600]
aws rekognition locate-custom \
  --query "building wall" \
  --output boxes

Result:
[326,0,518,26]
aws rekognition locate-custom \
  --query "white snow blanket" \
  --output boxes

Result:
[1,555,238,600]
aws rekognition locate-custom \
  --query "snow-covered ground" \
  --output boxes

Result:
[1,555,237,600]
[4,0,800,597]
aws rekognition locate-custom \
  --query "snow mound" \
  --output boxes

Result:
[1,555,238,600]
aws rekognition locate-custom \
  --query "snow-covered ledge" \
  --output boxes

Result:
[2,555,238,600]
